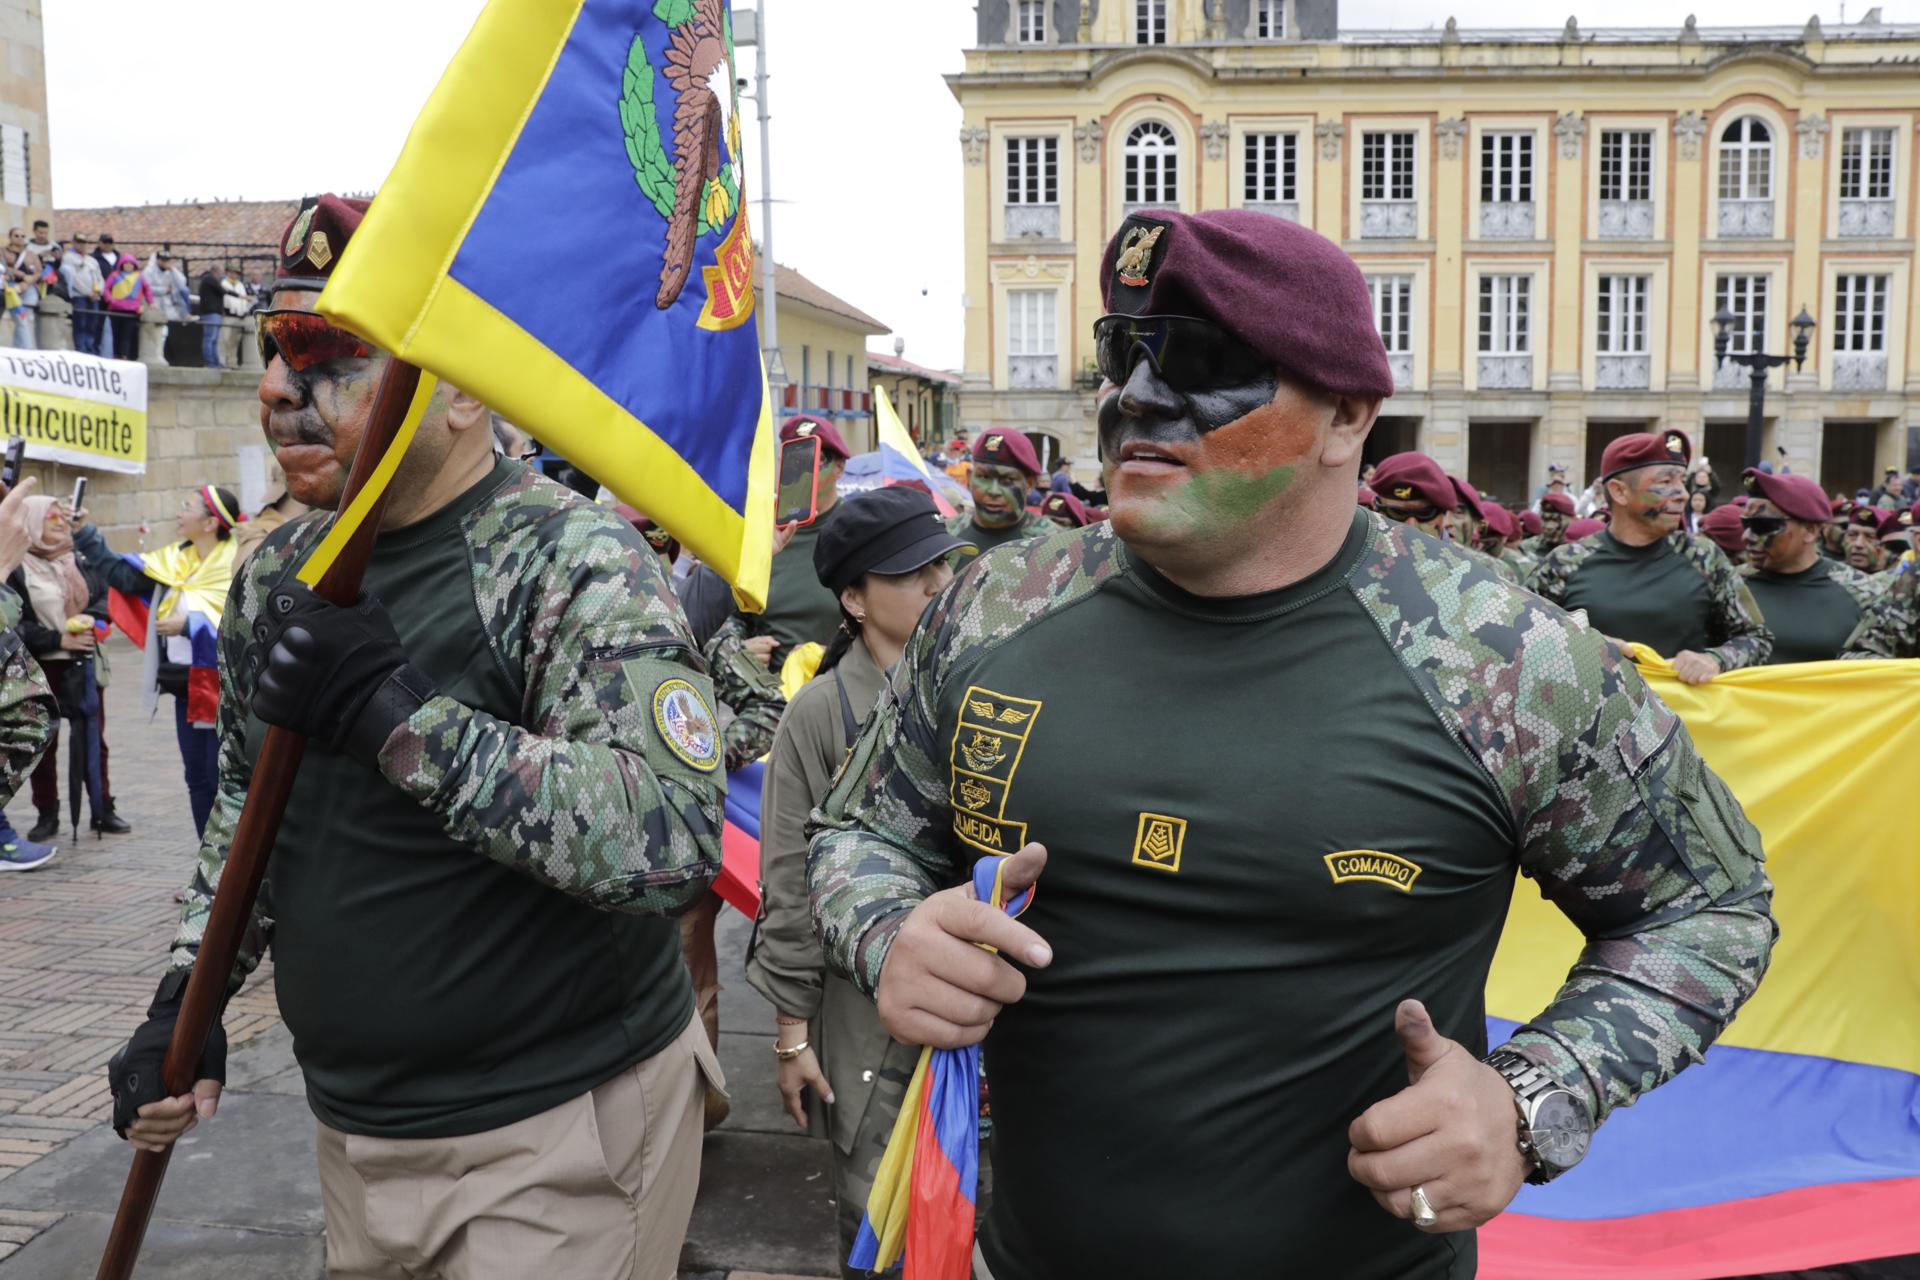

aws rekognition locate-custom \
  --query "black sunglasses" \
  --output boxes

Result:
[1373,500,1443,525]
[1740,515,1788,537]
[1092,314,1268,392]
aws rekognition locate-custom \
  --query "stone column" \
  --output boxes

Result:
[237,315,263,372]
[138,305,169,366]
[34,293,72,351]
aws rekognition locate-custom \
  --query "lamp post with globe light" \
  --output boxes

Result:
[1713,304,1815,469]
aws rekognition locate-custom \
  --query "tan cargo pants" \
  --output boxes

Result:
[315,1014,725,1280]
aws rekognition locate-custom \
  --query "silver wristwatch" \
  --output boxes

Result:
[1483,1049,1593,1185]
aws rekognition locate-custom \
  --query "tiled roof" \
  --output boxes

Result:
[53,198,304,269]
[867,350,959,384]
[773,263,889,334]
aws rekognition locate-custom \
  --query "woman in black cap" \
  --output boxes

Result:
[744,486,972,1273]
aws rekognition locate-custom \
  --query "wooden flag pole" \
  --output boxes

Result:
[95,359,424,1280]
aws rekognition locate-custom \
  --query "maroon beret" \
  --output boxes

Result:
[1369,452,1457,512]
[1357,485,1377,507]
[1449,476,1489,523]
[1831,495,1853,514]
[1881,509,1912,542]
[1041,491,1091,527]
[1482,503,1516,540]
[1518,509,1543,536]
[1098,209,1393,399]
[1848,503,1885,529]
[1741,468,1830,523]
[1599,432,1689,482]
[1540,492,1576,517]
[973,428,1041,476]
[1698,504,1747,558]
[781,414,851,461]
[1565,517,1607,542]
[274,193,370,293]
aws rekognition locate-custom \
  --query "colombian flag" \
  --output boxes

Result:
[316,0,777,608]
[715,760,764,917]
[873,388,958,517]
[1481,655,1920,1279]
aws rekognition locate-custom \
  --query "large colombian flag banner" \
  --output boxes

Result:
[316,0,777,608]
[1481,655,1920,1280]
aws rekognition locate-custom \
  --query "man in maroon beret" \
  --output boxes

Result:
[809,208,1772,1280]
[108,193,728,1277]
[1368,453,1516,583]
[1737,469,1883,664]
[1524,491,1576,560]
[1698,503,1747,559]
[1517,508,1543,539]
[1040,490,1091,529]
[1843,505,1920,658]
[949,427,1047,554]
[1529,432,1771,681]
[1842,503,1891,575]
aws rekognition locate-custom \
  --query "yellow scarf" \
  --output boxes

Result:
[142,538,237,626]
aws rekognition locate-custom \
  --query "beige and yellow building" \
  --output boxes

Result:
[953,0,1920,503]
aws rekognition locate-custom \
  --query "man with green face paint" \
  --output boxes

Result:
[1366,452,1518,585]
[1736,469,1881,664]
[808,208,1775,1280]
[948,428,1047,555]
[1528,432,1772,684]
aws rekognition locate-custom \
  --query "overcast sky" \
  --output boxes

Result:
[44,0,1912,371]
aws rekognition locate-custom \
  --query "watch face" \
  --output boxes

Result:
[1528,1091,1592,1170]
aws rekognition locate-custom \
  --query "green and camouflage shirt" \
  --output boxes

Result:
[948,509,1046,557]
[809,511,1776,1277]
[0,584,56,810]
[1843,566,1919,658]
[1527,527,1773,670]
[703,612,786,770]
[1739,559,1883,665]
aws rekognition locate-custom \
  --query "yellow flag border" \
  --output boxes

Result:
[295,374,440,588]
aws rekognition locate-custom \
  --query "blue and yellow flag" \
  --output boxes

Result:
[317,0,775,608]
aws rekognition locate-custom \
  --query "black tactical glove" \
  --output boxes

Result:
[247,584,436,765]
[106,970,226,1139]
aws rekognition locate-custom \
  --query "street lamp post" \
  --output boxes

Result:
[1712,305,1815,470]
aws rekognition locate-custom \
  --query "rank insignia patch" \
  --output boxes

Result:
[950,685,1043,855]
[1323,850,1423,892]
[1131,813,1187,874]
[307,231,333,270]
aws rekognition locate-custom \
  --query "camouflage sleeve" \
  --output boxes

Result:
[1696,540,1773,671]
[705,612,786,771]
[1501,624,1777,1123]
[0,584,56,810]
[376,511,723,917]
[1841,569,1916,658]
[1521,543,1575,599]
[807,589,964,996]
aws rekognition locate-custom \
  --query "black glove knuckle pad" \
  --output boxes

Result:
[107,973,226,1139]
[244,586,424,758]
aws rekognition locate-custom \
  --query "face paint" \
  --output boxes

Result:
[969,462,1030,529]
[1183,373,1282,434]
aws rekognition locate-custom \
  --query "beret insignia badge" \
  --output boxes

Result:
[306,231,333,270]
[284,205,315,258]
[1114,225,1164,288]
[984,434,1003,453]
[1392,485,1414,499]
[1665,431,1687,458]
[796,422,815,436]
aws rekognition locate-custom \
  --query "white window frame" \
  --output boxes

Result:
[1596,275,1650,356]
[1243,132,1297,204]
[1479,132,1534,205]
[1135,0,1166,44]
[1368,276,1414,354]
[1833,274,1890,354]
[1598,129,1653,202]
[1008,289,1057,358]
[1717,117,1773,201]
[1124,121,1180,207]
[1714,273,1769,358]
[1255,0,1285,38]
[1362,131,1417,202]
[1015,0,1048,43]
[1005,136,1059,206]
[1840,126,1895,201]
[1478,275,1531,356]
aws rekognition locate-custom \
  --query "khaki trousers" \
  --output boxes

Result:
[316,1014,724,1280]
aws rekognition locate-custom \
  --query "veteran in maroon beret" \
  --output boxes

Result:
[1367,453,1516,583]
[949,427,1048,554]
[1842,502,1893,574]
[1736,469,1883,663]
[1039,490,1091,529]
[807,207,1773,1280]
[1525,489,1576,559]
[1528,431,1772,681]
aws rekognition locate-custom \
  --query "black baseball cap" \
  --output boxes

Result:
[814,487,972,593]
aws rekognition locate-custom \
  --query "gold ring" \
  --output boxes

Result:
[1409,1185,1437,1228]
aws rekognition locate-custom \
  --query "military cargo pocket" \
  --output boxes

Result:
[1618,720,1756,901]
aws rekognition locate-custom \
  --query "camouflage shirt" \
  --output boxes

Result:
[810,512,1776,1131]
[1527,528,1773,671]
[703,612,786,770]
[0,584,56,810]
[170,462,727,990]
[1842,565,1919,658]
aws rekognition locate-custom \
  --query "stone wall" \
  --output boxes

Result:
[16,366,282,553]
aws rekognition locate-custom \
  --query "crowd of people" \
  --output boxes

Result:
[0,192,1883,1279]
[2,218,265,365]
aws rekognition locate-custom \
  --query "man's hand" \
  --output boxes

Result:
[1671,650,1722,685]
[155,612,187,638]
[123,1082,223,1154]
[107,973,227,1153]
[874,842,1052,1049]
[775,1041,833,1130]
[1347,1000,1531,1233]
[249,585,426,760]
[743,634,779,668]
[57,628,95,653]
[0,475,38,577]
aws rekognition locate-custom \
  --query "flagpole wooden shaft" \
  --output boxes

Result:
[96,360,424,1280]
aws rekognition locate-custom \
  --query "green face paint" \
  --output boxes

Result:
[970,464,1030,529]
[1124,463,1297,541]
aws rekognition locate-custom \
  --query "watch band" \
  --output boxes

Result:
[1483,1049,1564,1184]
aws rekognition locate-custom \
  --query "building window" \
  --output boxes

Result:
[1255,0,1284,37]
[1717,117,1773,201]
[0,125,28,208]
[1135,0,1166,44]
[1714,274,1768,357]
[1368,276,1413,354]
[1006,136,1059,205]
[1016,0,1047,42]
[1479,132,1533,205]
[1008,288,1057,389]
[1839,127,1894,200]
[1834,274,1889,353]
[1362,131,1417,201]
[1596,276,1649,355]
[1598,129,1653,202]
[1124,121,1180,209]
[1243,132,1297,204]
[1479,276,1530,354]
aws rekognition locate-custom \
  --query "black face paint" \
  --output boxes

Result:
[1097,348,1279,464]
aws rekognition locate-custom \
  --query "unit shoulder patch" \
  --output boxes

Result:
[651,676,721,772]
[1323,849,1423,892]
